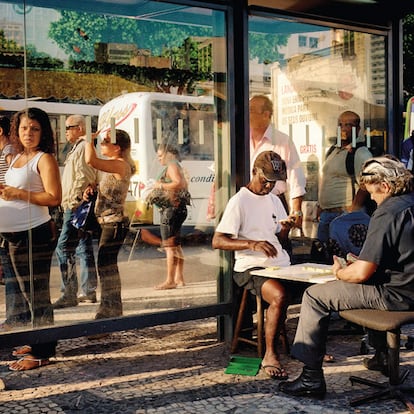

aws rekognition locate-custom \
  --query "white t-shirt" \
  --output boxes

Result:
[0,152,50,232]
[215,186,291,272]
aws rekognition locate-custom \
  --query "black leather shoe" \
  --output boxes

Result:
[279,367,326,398]
[363,350,388,376]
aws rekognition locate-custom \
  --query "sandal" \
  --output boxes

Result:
[12,345,32,358]
[323,354,336,363]
[261,363,289,380]
[8,355,50,371]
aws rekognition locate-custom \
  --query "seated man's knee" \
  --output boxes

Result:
[262,281,287,307]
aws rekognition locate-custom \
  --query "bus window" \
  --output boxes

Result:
[151,99,214,161]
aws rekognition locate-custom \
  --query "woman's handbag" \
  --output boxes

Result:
[145,187,191,209]
[176,188,192,206]
[145,187,173,209]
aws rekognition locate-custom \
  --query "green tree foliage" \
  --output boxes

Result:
[167,37,201,71]
[47,11,213,93]
[0,29,22,54]
[0,30,63,70]
[249,32,288,63]
[48,11,212,62]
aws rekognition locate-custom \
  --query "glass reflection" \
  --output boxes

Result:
[249,15,386,238]
[0,0,227,333]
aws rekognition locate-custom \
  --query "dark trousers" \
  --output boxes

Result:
[96,220,129,318]
[1,221,57,357]
[2,221,56,327]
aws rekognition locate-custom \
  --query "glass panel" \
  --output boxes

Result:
[249,15,386,238]
[0,1,227,333]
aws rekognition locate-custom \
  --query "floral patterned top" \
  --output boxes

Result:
[95,170,131,222]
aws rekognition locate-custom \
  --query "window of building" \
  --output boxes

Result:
[309,37,318,48]
[298,35,307,47]
[249,14,387,237]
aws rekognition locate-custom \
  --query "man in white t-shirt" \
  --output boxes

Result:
[212,151,296,380]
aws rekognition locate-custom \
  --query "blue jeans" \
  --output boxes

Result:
[55,209,97,299]
[317,211,342,243]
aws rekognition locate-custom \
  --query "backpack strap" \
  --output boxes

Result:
[325,145,336,160]
[410,135,414,172]
[345,142,365,176]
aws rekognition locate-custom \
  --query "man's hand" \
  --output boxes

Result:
[332,255,347,279]
[291,213,303,229]
[279,216,295,229]
[83,185,97,202]
[250,240,278,258]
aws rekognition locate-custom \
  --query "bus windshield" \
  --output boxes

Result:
[151,100,215,161]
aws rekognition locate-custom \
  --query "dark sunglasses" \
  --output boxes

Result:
[65,125,79,130]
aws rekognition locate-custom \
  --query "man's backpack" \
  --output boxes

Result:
[325,142,366,176]
[325,142,376,215]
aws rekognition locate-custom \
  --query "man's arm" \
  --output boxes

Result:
[212,232,278,258]
[290,195,304,227]
[332,256,377,283]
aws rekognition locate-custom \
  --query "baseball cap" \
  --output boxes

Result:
[253,151,287,181]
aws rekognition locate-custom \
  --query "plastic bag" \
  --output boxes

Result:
[71,192,98,232]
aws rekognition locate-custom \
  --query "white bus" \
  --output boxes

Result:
[0,98,101,165]
[97,92,216,226]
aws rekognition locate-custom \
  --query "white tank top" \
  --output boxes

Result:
[0,152,50,232]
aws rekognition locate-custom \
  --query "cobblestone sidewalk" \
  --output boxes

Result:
[0,317,414,413]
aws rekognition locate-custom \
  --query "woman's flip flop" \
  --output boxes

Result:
[8,356,50,371]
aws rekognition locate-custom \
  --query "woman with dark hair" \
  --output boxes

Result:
[0,115,13,179]
[0,108,62,371]
[0,115,14,287]
[153,143,189,290]
[85,129,134,319]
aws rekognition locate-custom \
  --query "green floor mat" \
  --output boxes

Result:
[224,356,262,376]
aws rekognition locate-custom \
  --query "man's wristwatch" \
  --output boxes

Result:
[292,210,303,217]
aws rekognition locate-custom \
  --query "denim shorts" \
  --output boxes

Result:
[159,205,187,246]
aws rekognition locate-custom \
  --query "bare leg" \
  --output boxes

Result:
[174,246,185,286]
[260,279,288,379]
[154,246,177,290]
